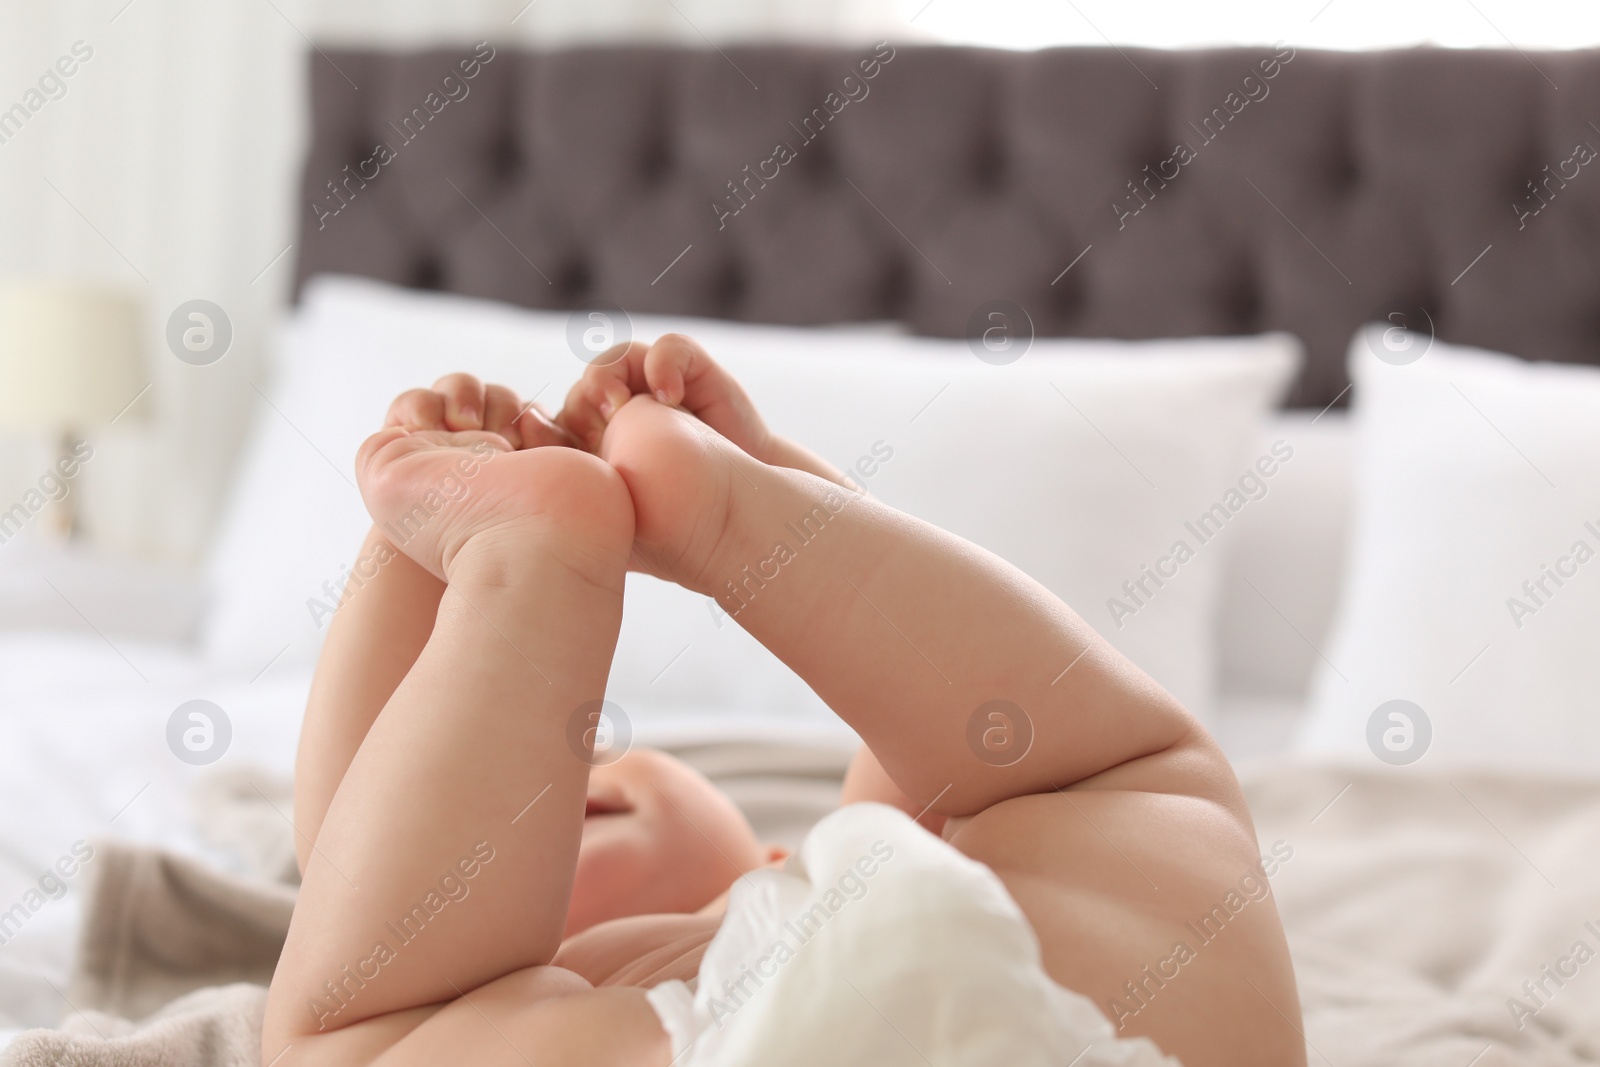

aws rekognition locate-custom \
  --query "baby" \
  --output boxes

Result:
[262,335,1305,1066]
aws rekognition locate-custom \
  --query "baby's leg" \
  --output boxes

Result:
[602,398,1298,1066]
[294,376,575,871]
[293,527,442,875]
[263,445,635,1059]
[731,475,1298,1063]
[599,396,1210,814]
[706,440,1206,819]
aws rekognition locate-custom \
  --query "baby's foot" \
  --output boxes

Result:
[385,372,577,450]
[557,334,774,460]
[557,334,859,593]
[357,376,631,582]
[594,395,764,596]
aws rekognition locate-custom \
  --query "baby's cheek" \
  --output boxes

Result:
[572,832,653,913]
[574,836,627,890]
[664,826,742,903]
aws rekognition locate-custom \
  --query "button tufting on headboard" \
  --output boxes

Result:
[295,44,1600,407]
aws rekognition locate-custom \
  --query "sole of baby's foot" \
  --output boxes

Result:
[598,396,762,595]
[356,428,634,583]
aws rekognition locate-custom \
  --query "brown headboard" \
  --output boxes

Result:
[294,43,1600,407]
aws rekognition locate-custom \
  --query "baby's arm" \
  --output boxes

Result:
[293,377,573,871]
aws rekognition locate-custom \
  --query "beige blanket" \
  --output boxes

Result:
[5,753,1599,1066]
[1247,762,1600,1066]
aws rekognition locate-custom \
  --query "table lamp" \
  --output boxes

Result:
[0,282,147,542]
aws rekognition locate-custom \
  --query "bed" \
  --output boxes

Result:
[3,41,1600,1065]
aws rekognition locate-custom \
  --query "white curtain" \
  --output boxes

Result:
[0,0,905,563]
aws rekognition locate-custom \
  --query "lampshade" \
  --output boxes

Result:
[0,282,147,430]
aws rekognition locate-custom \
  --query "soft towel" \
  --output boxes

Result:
[0,842,291,1067]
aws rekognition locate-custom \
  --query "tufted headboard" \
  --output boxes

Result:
[294,43,1600,407]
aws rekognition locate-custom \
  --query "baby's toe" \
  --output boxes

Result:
[430,373,487,431]
[481,384,527,447]
[385,389,447,431]
[513,403,581,450]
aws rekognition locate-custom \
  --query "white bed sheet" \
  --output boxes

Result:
[0,632,306,1033]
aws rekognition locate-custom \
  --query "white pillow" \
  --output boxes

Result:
[1216,411,1354,701]
[1299,328,1600,770]
[203,282,581,673]
[206,276,1297,726]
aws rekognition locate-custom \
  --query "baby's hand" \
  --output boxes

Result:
[557,335,773,459]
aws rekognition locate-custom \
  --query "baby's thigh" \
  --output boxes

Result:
[946,790,1302,1067]
[287,967,668,1067]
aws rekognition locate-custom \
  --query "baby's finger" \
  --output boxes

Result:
[481,384,526,449]
[385,388,447,431]
[430,373,486,431]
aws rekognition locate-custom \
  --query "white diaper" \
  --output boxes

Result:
[645,802,1181,1066]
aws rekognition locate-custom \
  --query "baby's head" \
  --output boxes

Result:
[566,748,785,936]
